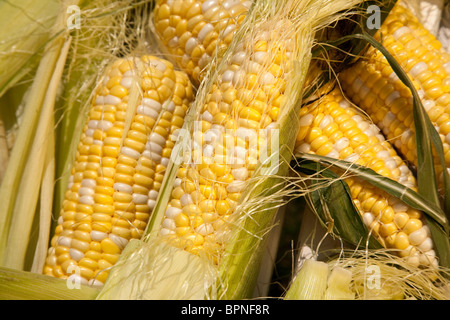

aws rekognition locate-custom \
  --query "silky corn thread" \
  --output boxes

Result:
[295,87,437,268]
[43,56,194,286]
[339,0,450,190]
[152,0,252,85]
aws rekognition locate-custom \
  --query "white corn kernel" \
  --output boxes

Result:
[90,230,108,242]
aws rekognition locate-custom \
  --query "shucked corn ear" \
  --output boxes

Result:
[295,87,437,268]
[339,0,450,189]
[152,0,252,85]
[43,55,194,286]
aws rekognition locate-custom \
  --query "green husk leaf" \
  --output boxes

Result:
[296,160,383,249]
[0,267,99,300]
[297,154,447,227]
[30,116,55,273]
[1,36,71,270]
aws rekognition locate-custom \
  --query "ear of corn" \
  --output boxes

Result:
[339,0,450,192]
[42,55,194,286]
[295,87,438,268]
[151,0,252,85]
[0,0,448,301]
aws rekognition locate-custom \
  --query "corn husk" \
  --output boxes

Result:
[0,0,60,185]
[0,2,73,268]
[0,266,99,300]
[0,0,60,97]
[284,259,329,299]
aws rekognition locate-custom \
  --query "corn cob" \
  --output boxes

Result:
[295,87,437,268]
[152,0,252,85]
[339,0,450,189]
[155,14,298,265]
[42,55,194,286]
